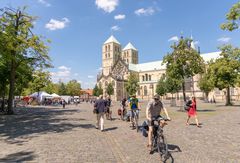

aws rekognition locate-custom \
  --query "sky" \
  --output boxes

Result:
[0,0,240,89]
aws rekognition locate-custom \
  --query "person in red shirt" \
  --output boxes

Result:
[186,96,200,127]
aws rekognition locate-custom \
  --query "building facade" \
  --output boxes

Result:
[97,35,240,101]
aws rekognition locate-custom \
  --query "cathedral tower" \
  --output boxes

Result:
[122,42,138,64]
[102,35,121,76]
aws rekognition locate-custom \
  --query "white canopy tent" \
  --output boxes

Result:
[51,93,61,98]
[30,91,53,102]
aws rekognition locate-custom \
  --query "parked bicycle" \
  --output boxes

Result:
[151,116,170,162]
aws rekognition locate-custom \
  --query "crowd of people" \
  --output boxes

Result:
[93,94,200,153]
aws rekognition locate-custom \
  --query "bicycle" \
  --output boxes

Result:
[151,116,170,162]
[131,109,139,132]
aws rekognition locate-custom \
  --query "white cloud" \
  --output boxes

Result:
[88,75,94,79]
[45,18,70,31]
[38,0,51,7]
[111,25,120,31]
[96,67,103,71]
[135,7,155,16]
[95,0,119,13]
[168,36,179,42]
[217,37,231,43]
[58,66,71,71]
[114,14,126,20]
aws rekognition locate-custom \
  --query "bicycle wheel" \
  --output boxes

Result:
[157,134,169,162]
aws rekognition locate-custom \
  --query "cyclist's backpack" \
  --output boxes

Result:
[130,98,138,109]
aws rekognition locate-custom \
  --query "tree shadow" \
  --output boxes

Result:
[0,151,36,162]
[0,107,94,145]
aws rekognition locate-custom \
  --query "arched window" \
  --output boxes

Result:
[105,46,107,52]
[149,75,151,81]
[108,45,110,51]
[142,75,145,81]
[127,59,129,63]
[144,86,148,96]
[108,53,110,58]
[145,74,148,81]
[105,53,107,58]
[99,82,102,88]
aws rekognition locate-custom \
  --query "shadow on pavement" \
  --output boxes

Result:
[0,108,93,144]
[197,109,216,112]
[104,127,118,132]
[0,151,36,162]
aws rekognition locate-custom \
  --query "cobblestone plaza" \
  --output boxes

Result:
[0,101,239,163]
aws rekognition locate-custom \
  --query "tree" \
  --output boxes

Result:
[66,80,81,96]
[125,73,139,96]
[0,7,51,114]
[106,83,114,97]
[165,75,182,98]
[28,70,51,99]
[156,75,167,97]
[221,2,240,31]
[42,82,59,94]
[198,69,215,101]
[208,45,240,105]
[93,85,100,97]
[163,37,204,102]
[58,82,67,95]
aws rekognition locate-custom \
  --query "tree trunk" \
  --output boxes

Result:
[7,59,16,114]
[226,87,232,106]
[182,82,186,102]
[1,83,6,112]
[205,92,209,102]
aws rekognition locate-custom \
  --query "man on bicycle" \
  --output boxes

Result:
[128,95,140,128]
[146,94,171,150]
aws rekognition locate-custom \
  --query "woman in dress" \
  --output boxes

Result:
[186,96,200,127]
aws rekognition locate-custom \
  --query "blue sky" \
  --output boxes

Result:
[1,0,240,88]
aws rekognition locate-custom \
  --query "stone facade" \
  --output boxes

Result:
[97,35,240,101]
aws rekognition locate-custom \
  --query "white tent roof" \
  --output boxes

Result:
[104,35,120,44]
[123,42,137,51]
[51,93,60,97]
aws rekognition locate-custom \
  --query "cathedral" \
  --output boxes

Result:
[97,35,239,101]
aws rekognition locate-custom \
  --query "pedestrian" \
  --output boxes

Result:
[94,95,106,131]
[119,98,127,120]
[105,96,112,120]
[62,100,66,109]
[186,96,200,127]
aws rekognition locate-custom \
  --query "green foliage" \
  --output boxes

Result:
[93,85,99,96]
[165,75,182,94]
[98,85,103,96]
[125,73,139,96]
[198,69,215,99]
[106,83,114,96]
[28,70,51,93]
[58,82,67,95]
[208,45,240,105]
[156,75,167,96]
[66,80,81,96]
[0,7,51,113]
[221,2,240,31]
[163,37,204,101]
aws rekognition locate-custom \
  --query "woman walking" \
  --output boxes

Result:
[186,96,200,127]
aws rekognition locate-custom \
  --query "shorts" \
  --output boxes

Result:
[147,115,163,127]
[130,109,139,118]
